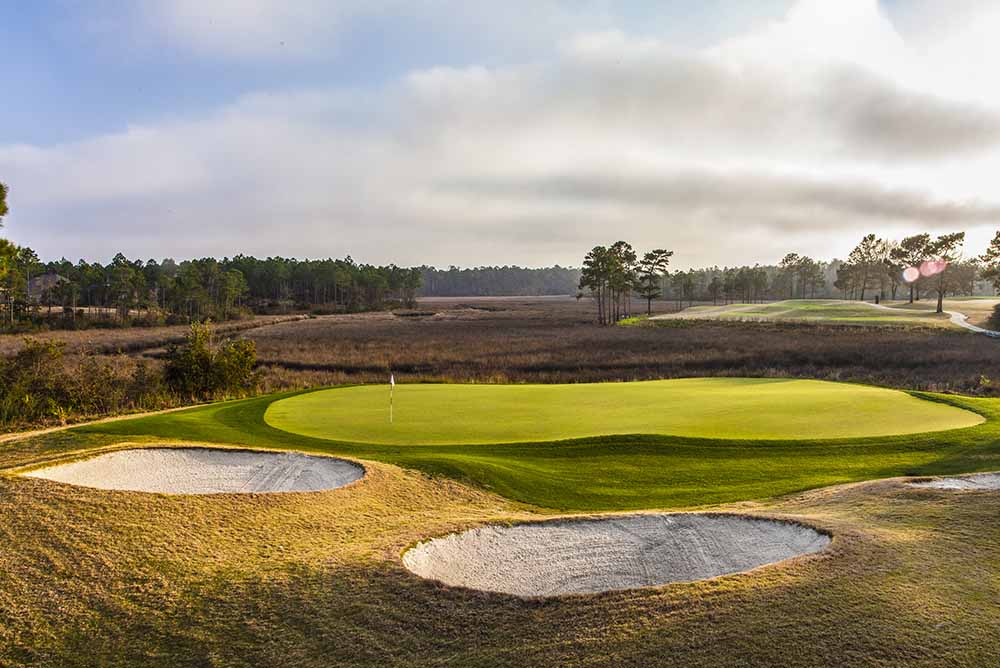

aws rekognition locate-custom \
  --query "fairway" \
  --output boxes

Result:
[263,378,982,445]
[654,299,952,327]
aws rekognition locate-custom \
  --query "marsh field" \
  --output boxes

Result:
[3,297,1000,667]
[27,296,998,392]
[7,297,1000,405]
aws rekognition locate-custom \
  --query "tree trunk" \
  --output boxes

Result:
[936,272,947,313]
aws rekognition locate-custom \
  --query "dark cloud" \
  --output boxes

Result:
[821,68,1000,159]
[408,46,1000,163]
[443,170,1000,230]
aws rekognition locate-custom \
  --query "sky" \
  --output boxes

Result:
[3,0,1000,268]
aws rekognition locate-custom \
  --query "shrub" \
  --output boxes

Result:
[0,339,176,428]
[0,339,76,425]
[164,323,259,401]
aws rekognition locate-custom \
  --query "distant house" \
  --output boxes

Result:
[27,273,69,303]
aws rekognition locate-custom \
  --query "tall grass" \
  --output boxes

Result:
[244,300,1000,395]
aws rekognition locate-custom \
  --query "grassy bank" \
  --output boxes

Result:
[0,384,991,511]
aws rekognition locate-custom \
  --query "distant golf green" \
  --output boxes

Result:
[263,378,982,445]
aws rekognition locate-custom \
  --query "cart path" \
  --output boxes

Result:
[869,302,1000,337]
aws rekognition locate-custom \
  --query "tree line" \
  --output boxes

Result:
[1,251,422,330]
[417,265,581,296]
[0,183,426,329]
[834,232,973,313]
[579,231,1000,323]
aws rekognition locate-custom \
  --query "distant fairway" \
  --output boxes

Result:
[655,299,952,327]
[263,378,982,445]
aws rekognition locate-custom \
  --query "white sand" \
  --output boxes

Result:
[910,472,1000,490]
[25,447,364,494]
[403,513,829,597]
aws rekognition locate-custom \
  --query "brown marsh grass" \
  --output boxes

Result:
[243,298,1000,395]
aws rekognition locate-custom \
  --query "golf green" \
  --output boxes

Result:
[263,378,983,445]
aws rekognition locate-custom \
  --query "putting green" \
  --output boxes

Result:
[263,378,983,445]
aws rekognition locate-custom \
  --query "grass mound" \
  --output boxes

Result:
[263,378,982,445]
[18,380,992,511]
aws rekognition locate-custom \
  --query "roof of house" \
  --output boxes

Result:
[27,273,69,297]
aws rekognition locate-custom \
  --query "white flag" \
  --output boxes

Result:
[390,374,395,388]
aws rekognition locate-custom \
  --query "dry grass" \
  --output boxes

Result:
[1,453,997,667]
[239,298,1000,395]
[0,315,308,357]
[21,297,997,404]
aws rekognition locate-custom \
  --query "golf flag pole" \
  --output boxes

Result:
[389,373,395,424]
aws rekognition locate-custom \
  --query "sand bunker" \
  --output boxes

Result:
[911,472,1000,491]
[25,447,363,494]
[403,513,829,597]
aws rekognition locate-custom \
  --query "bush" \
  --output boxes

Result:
[989,304,1000,330]
[0,340,169,427]
[0,340,76,425]
[164,323,259,401]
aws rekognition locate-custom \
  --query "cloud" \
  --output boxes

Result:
[443,169,1000,229]
[400,32,1000,163]
[5,1,1000,267]
[818,68,1000,160]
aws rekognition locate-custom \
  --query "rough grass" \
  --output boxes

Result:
[887,298,1000,328]
[1,456,998,667]
[658,299,952,327]
[264,379,982,445]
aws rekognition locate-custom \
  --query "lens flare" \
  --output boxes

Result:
[902,267,920,283]
[920,259,947,277]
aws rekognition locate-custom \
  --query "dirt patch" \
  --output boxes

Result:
[403,513,830,597]
[24,447,364,494]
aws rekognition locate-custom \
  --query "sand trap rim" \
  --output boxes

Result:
[401,511,834,599]
[12,444,368,494]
